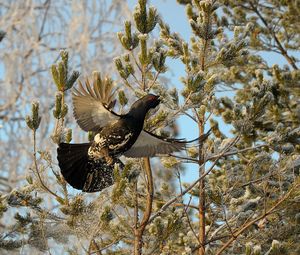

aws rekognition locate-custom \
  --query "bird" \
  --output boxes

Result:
[57,74,208,192]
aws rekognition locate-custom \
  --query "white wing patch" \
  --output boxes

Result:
[94,134,106,145]
[88,134,108,159]
[108,133,133,150]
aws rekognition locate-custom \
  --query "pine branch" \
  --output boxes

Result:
[248,2,298,70]
[149,136,240,224]
[215,182,299,255]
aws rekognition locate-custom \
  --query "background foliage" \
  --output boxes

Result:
[0,0,299,254]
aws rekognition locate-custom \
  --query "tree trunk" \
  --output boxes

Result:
[198,123,206,255]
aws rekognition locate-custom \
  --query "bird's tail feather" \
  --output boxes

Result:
[57,143,90,190]
[57,143,123,192]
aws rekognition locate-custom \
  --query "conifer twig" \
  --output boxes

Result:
[149,136,240,223]
[32,130,61,200]
[248,2,298,70]
[215,183,299,255]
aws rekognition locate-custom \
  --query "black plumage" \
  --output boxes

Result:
[86,94,161,163]
[57,76,198,192]
[57,143,123,192]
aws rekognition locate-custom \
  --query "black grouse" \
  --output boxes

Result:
[57,76,192,192]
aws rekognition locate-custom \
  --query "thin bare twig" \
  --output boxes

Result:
[32,130,61,200]
[147,71,160,91]
[184,196,200,244]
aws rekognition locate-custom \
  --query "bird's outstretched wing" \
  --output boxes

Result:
[123,130,186,157]
[72,74,120,132]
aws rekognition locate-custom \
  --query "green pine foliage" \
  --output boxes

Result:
[1,0,299,254]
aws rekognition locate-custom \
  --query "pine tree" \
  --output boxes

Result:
[0,0,299,254]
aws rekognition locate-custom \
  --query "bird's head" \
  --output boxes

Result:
[142,94,161,109]
[127,94,161,120]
